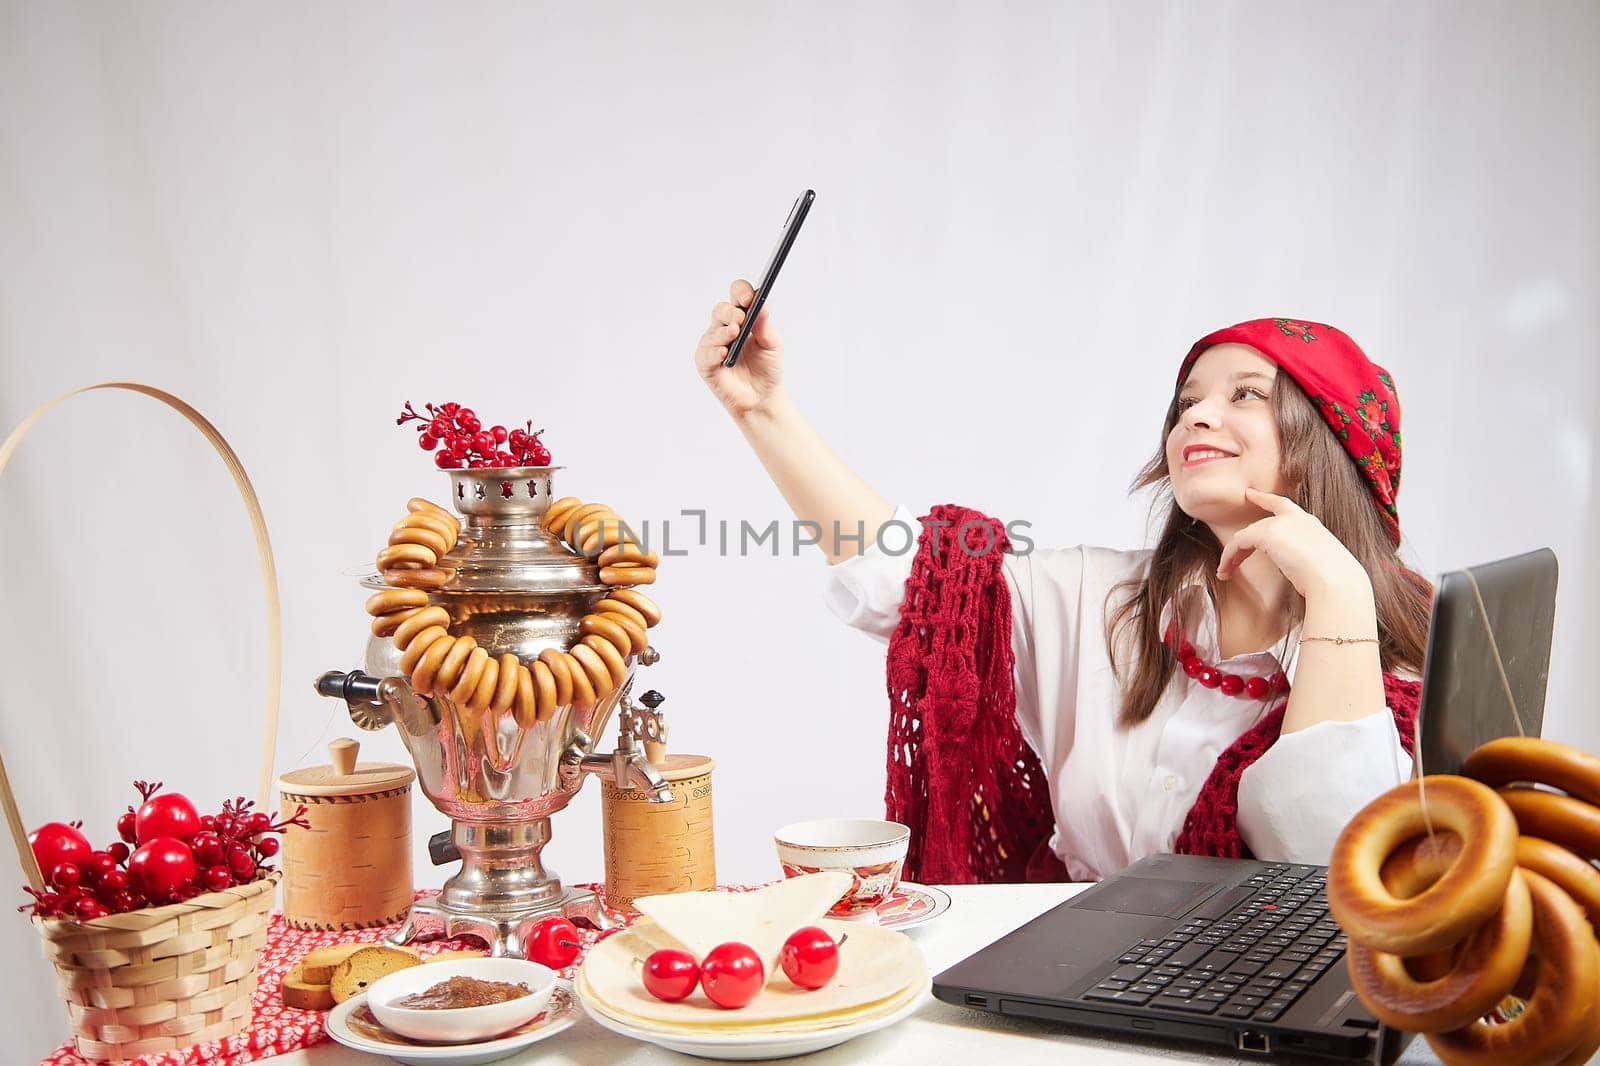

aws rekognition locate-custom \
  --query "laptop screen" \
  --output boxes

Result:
[1415,548,1557,776]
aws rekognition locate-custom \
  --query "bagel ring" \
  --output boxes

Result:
[366,588,429,616]
[1497,787,1600,864]
[396,511,458,547]
[393,605,452,650]
[1347,834,1532,1033]
[1464,737,1600,808]
[569,642,615,699]
[595,597,649,631]
[381,566,451,590]
[1515,835,1600,930]
[491,653,520,714]
[398,625,450,675]
[598,543,659,568]
[530,659,558,723]
[467,652,501,713]
[388,524,450,557]
[540,495,583,524]
[1426,869,1600,1066]
[1327,775,1519,956]
[579,614,634,658]
[449,646,491,707]
[410,633,461,696]
[432,636,479,700]
[564,649,598,711]
[371,606,423,638]
[601,564,655,586]
[608,588,662,626]
[580,632,628,688]
[538,648,574,707]
[377,543,438,570]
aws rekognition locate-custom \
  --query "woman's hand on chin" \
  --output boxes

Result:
[1216,487,1374,606]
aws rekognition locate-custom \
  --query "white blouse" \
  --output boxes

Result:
[824,505,1413,882]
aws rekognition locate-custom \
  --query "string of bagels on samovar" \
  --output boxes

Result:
[363,495,662,730]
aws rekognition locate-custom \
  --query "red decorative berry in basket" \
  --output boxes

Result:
[202,865,233,893]
[127,837,196,900]
[84,851,118,883]
[526,915,582,969]
[191,831,225,868]
[134,781,199,844]
[779,926,840,989]
[73,897,108,921]
[116,810,138,844]
[107,842,130,865]
[701,942,764,1009]
[49,863,81,891]
[256,836,280,858]
[28,822,90,878]
[98,869,128,893]
[642,948,700,1002]
[227,844,257,882]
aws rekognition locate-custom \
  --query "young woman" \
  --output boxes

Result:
[694,281,1431,884]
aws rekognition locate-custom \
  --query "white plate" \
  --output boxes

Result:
[325,981,578,1065]
[578,976,931,1061]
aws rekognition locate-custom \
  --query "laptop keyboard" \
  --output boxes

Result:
[1080,863,1346,1024]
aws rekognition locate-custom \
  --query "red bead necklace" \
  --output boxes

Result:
[1171,635,1289,700]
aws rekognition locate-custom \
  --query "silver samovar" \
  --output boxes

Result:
[314,467,672,956]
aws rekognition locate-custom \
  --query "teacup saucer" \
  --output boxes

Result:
[834,882,952,930]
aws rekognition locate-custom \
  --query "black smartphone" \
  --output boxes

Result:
[723,189,814,368]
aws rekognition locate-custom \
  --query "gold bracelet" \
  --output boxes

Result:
[1299,635,1379,646]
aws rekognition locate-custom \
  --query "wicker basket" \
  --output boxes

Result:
[37,873,280,1059]
[0,384,283,1061]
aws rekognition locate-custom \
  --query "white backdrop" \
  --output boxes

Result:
[3,1,1598,1058]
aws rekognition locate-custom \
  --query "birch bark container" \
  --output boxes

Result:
[276,738,414,930]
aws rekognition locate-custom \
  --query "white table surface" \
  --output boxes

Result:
[280,883,1462,1066]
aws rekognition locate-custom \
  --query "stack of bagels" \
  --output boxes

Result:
[1327,737,1600,1065]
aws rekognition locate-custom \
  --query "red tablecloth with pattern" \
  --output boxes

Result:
[38,886,643,1066]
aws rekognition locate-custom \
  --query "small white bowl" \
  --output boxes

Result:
[367,956,556,1045]
[774,818,910,917]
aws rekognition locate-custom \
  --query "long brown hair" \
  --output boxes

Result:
[1104,372,1432,727]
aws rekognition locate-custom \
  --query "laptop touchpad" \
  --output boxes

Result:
[1070,877,1214,918]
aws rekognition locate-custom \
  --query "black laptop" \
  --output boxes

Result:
[933,548,1558,1061]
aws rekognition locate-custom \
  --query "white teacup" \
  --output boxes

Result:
[774,818,911,917]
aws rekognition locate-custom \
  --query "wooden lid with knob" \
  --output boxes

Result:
[275,738,414,797]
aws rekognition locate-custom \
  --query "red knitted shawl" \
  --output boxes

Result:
[884,505,1421,884]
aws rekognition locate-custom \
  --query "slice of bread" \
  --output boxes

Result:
[300,942,372,984]
[280,965,336,1012]
[330,946,423,1003]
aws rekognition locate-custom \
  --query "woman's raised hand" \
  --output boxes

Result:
[695,279,784,419]
[1217,488,1373,605]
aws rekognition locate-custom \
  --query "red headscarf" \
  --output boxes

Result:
[1177,318,1403,545]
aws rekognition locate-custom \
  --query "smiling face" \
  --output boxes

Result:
[1164,343,1286,530]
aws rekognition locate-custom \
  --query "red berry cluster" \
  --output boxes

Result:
[396,401,552,470]
[18,782,309,923]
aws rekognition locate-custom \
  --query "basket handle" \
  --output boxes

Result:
[0,383,282,892]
